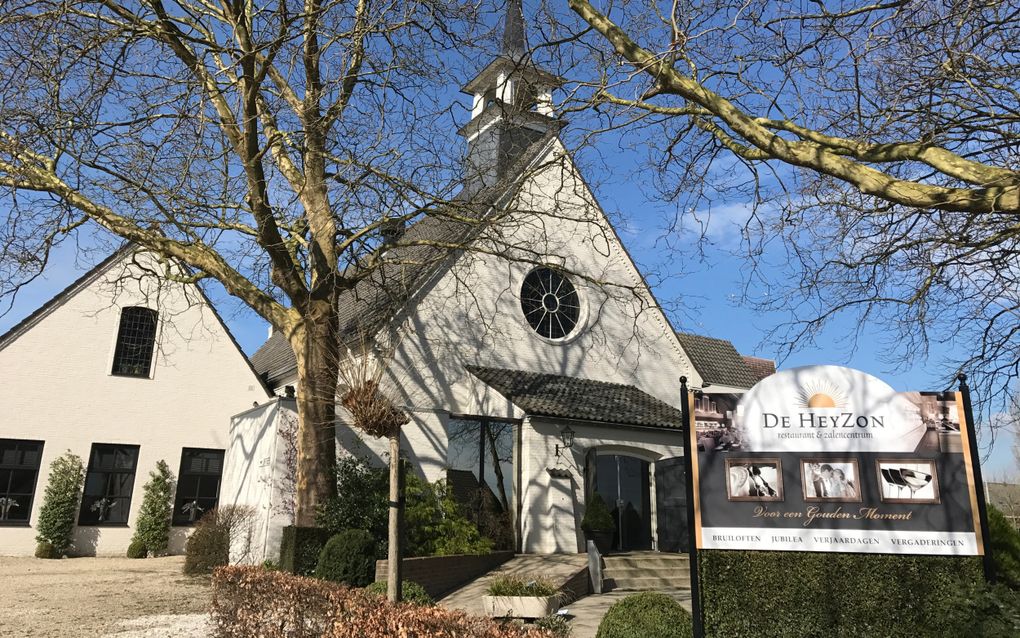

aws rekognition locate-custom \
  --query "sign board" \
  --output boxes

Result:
[690,365,984,555]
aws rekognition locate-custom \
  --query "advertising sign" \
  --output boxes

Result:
[691,366,984,555]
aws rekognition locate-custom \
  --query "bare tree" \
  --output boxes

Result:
[0,0,511,524]
[552,0,1020,418]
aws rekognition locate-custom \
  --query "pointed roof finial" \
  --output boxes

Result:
[502,0,528,61]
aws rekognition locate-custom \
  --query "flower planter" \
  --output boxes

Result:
[584,529,614,555]
[483,595,560,619]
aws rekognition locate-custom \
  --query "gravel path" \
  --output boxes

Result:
[0,556,210,637]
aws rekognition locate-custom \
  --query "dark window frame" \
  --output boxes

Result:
[0,439,44,527]
[78,443,140,527]
[172,447,225,526]
[111,306,158,378]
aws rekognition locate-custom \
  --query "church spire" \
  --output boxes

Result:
[502,0,528,61]
[457,0,563,194]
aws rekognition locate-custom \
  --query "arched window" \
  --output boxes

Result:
[520,267,581,340]
[111,307,158,377]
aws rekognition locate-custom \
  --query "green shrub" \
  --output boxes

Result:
[939,580,1020,637]
[34,541,58,559]
[314,529,377,586]
[126,539,148,559]
[316,456,389,555]
[279,525,331,576]
[989,505,1020,589]
[405,477,492,557]
[486,575,559,597]
[596,592,692,638]
[316,456,492,557]
[35,451,85,557]
[364,580,434,606]
[700,550,985,637]
[184,506,256,575]
[130,460,175,557]
[581,493,614,532]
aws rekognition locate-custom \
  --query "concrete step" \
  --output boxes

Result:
[605,575,691,591]
[602,555,690,569]
[604,566,691,580]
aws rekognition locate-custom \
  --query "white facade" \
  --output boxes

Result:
[230,138,725,560]
[0,250,269,556]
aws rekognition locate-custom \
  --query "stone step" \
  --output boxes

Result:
[605,575,691,591]
[603,566,691,580]
[602,555,690,569]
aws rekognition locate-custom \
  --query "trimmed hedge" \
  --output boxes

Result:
[211,566,554,638]
[279,525,331,576]
[364,580,434,606]
[314,530,376,587]
[989,505,1020,589]
[700,551,986,637]
[596,592,692,638]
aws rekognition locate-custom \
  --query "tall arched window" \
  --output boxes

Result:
[111,307,158,377]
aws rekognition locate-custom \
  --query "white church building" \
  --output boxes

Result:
[0,3,771,558]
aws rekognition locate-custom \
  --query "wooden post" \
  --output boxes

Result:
[680,376,705,638]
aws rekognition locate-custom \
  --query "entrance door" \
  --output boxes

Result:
[595,455,652,552]
[655,456,689,552]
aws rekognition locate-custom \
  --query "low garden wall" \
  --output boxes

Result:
[375,550,515,599]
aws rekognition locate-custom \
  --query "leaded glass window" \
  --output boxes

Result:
[111,307,158,377]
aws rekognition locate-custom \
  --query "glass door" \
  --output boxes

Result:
[595,454,652,552]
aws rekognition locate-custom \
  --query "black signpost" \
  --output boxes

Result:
[957,373,996,584]
[679,376,705,638]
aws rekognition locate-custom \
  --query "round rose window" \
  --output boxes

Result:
[520,267,581,340]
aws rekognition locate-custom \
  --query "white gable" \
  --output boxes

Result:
[381,138,700,416]
[0,249,268,555]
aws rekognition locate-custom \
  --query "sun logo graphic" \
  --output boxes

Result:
[796,381,848,409]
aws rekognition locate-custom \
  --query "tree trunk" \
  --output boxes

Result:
[292,301,340,527]
[387,434,403,602]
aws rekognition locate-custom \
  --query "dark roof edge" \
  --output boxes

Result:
[0,244,134,352]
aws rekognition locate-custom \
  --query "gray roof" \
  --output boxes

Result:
[676,332,758,389]
[467,365,683,429]
[251,132,559,386]
[742,355,776,384]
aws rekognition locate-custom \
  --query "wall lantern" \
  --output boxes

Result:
[555,425,576,457]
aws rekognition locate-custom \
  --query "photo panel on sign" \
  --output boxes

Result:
[725,458,783,502]
[800,458,863,502]
[876,459,940,504]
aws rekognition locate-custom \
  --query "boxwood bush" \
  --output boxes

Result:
[596,592,692,638]
[364,580,434,606]
[989,505,1020,589]
[130,460,175,557]
[314,529,377,586]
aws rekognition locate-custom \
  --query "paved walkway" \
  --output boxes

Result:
[561,589,693,638]
[439,553,589,616]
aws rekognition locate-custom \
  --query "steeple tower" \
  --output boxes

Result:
[458,0,562,194]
